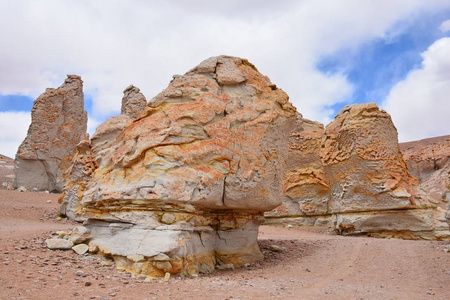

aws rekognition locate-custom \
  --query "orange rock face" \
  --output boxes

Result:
[14,75,87,192]
[266,103,449,240]
[61,56,297,276]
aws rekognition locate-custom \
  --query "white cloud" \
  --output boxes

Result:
[0,111,31,158]
[439,19,450,32]
[1,0,450,129]
[382,37,450,142]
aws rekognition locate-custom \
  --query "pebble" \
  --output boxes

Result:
[72,244,89,255]
[45,238,73,250]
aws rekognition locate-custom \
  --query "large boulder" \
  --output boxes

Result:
[400,135,450,206]
[266,103,449,240]
[14,75,87,192]
[61,56,297,276]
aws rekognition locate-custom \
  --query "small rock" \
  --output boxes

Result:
[45,238,73,250]
[163,272,170,282]
[216,263,235,270]
[46,200,52,203]
[72,244,89,255]
[18,186,27,192]
[127,254,145,262]
[444,249,449,253]
[269,245,287,253]
[84,281,92,286]
[75,270,85,276]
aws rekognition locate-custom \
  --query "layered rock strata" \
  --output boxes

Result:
[60,56,297,276]
[400,135,450,206]
[266,103,449,240]
[14,75,87,192]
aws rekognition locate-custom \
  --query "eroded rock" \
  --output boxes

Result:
[61,55,297,276]
[266,103,449,240]
[14,75,87,192]
[121,85,147,119]
[400,135,450,205]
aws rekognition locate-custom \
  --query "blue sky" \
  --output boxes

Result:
[1,1,450,158]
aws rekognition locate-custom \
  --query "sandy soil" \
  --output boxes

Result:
[1,189,449,300]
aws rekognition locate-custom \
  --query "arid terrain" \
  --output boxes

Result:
[1,188,449,300]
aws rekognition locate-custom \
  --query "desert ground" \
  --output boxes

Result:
[1,189,449,300]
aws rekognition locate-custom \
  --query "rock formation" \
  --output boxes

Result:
[60,56,297,277]
[59,86,141,220]
[121,85,147,119]
[445,171,450,227]
[400,135,450,206]
[265,117,330,226]
[0,154,15,190]
[266,103,449,240]
[14,75,87,192]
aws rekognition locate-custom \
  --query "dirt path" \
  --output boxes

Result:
[1,189,449,300]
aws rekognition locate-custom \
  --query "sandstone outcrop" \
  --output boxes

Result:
[14,75,87,192]
[60,55,297,277]
[266,103,449,240]
[400,135,450,206]
[121,85,147,119]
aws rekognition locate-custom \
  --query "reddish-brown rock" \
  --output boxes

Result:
[61,56,297,276]
[14,75,87,192]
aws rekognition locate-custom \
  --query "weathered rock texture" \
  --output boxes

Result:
[14,75,87,192]
[121,85,147,119]
[60,56,297,277]
[400,135,450,206]
[266,103,449,240]
[0,154,15,190]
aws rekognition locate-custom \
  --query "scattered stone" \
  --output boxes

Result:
[269,245,287,253]
[68,226,91,244]
[75,270,85,276]
[46,200,52,203]
[163,272,170,282]
[72,244,89,255]
[45,238,73,250]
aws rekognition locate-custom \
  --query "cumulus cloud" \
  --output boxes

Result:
[1,0,450,147]
[382,37,450,142]
[0,111,30,158]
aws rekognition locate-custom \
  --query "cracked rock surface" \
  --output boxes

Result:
[14,75,87,192]
[60,55,297,277]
